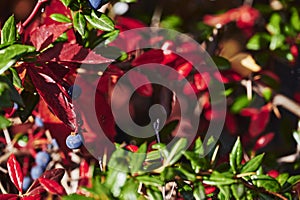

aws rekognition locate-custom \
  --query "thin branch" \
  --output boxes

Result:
[151,3,163,27]
[241,80,300,118]
[22,0,49,28]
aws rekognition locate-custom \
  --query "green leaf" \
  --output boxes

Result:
[251,175,281,192]
[161,15,182,31]
[231,95,251,114]
[9,68,22,89]
[178,183,194,199]
[0,44,36,75]
[291,7,300,31]
[229,137,243,174]
[246,33,271,50]
[129,143,147,174]
[276,173,289,186]
[16,91,39,122]
[0,115,11,129]
[266,13,281,35]
[176,166,196,181]
[1,15,17,44]
[183,151,209,173]
[62,194,94,200]
[85,10,114,32]
[73,12,86,37]
[193,183,206,200]
[194,137,204,156]
[286,175,300,186]
[241,153,264,173]
[231,183,245,200]
[136,176,163,187]
[50,13,71,23]
[269,34,285,50]
[146,150,162,161]
[0,81,12,108]
[0,59,16,75]
[0,76,24,107]
[262,88,272,101]
[120,179,139,200]
[60,0,72,7]
[165,138,187,166]
[146,187,163,200]
[204,171,236,186]
[218,185,231,200]
[106,169,127,197]
[101,29,120,45]
[212,56,231,70]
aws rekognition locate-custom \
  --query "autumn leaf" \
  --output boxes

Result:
[7,154,23,193]
[26,65,76,130]
[30,23,71,51]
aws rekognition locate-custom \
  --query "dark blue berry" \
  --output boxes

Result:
[66,134,83,149]
[88,0,103,10]
[30,165,44,179]
[35,151,51,169]
[22,176,32,192]
[68,85,82,100]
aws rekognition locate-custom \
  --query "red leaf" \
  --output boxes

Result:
[115,16,145,31]
[38,178,66,195]
[194,72,209,91]
[79,160,89,187]
[253,132,274,151]
[27,168,65,196]
[225,113,238,135]
[21,195,42,200]
[249,105,271,137]
[240,108,258,117]
[0,194,18,200]
[128,71,153,97]
[79,160,89,178]
[30,23,71,51]
[7,154,23,193]
[131,49,164,67]
[203,5,259,29]
[27,66,76,130]
[125,145,139,152]
[175,62,193,79]
[39,43,112,64]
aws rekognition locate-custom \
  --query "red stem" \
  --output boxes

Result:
[22,0,49,28]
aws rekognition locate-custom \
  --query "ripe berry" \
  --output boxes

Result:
[35,151,51,169]
[66,134,83,149]
[68,85,82,100]
[89,0,103,10]
[22,176,32,192]
[30,165,44,179]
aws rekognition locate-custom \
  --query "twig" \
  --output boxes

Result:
[241,80,300,117]
[241,178,288,200]
[3,128,12,151]
[166,182,176,199]
[151,4,163,27]
[153,119,164,162]
[0,181,7,194]
[243,0,254,6]
[22,0,49,28]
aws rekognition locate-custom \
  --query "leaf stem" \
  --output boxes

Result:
[22,0,49,28]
